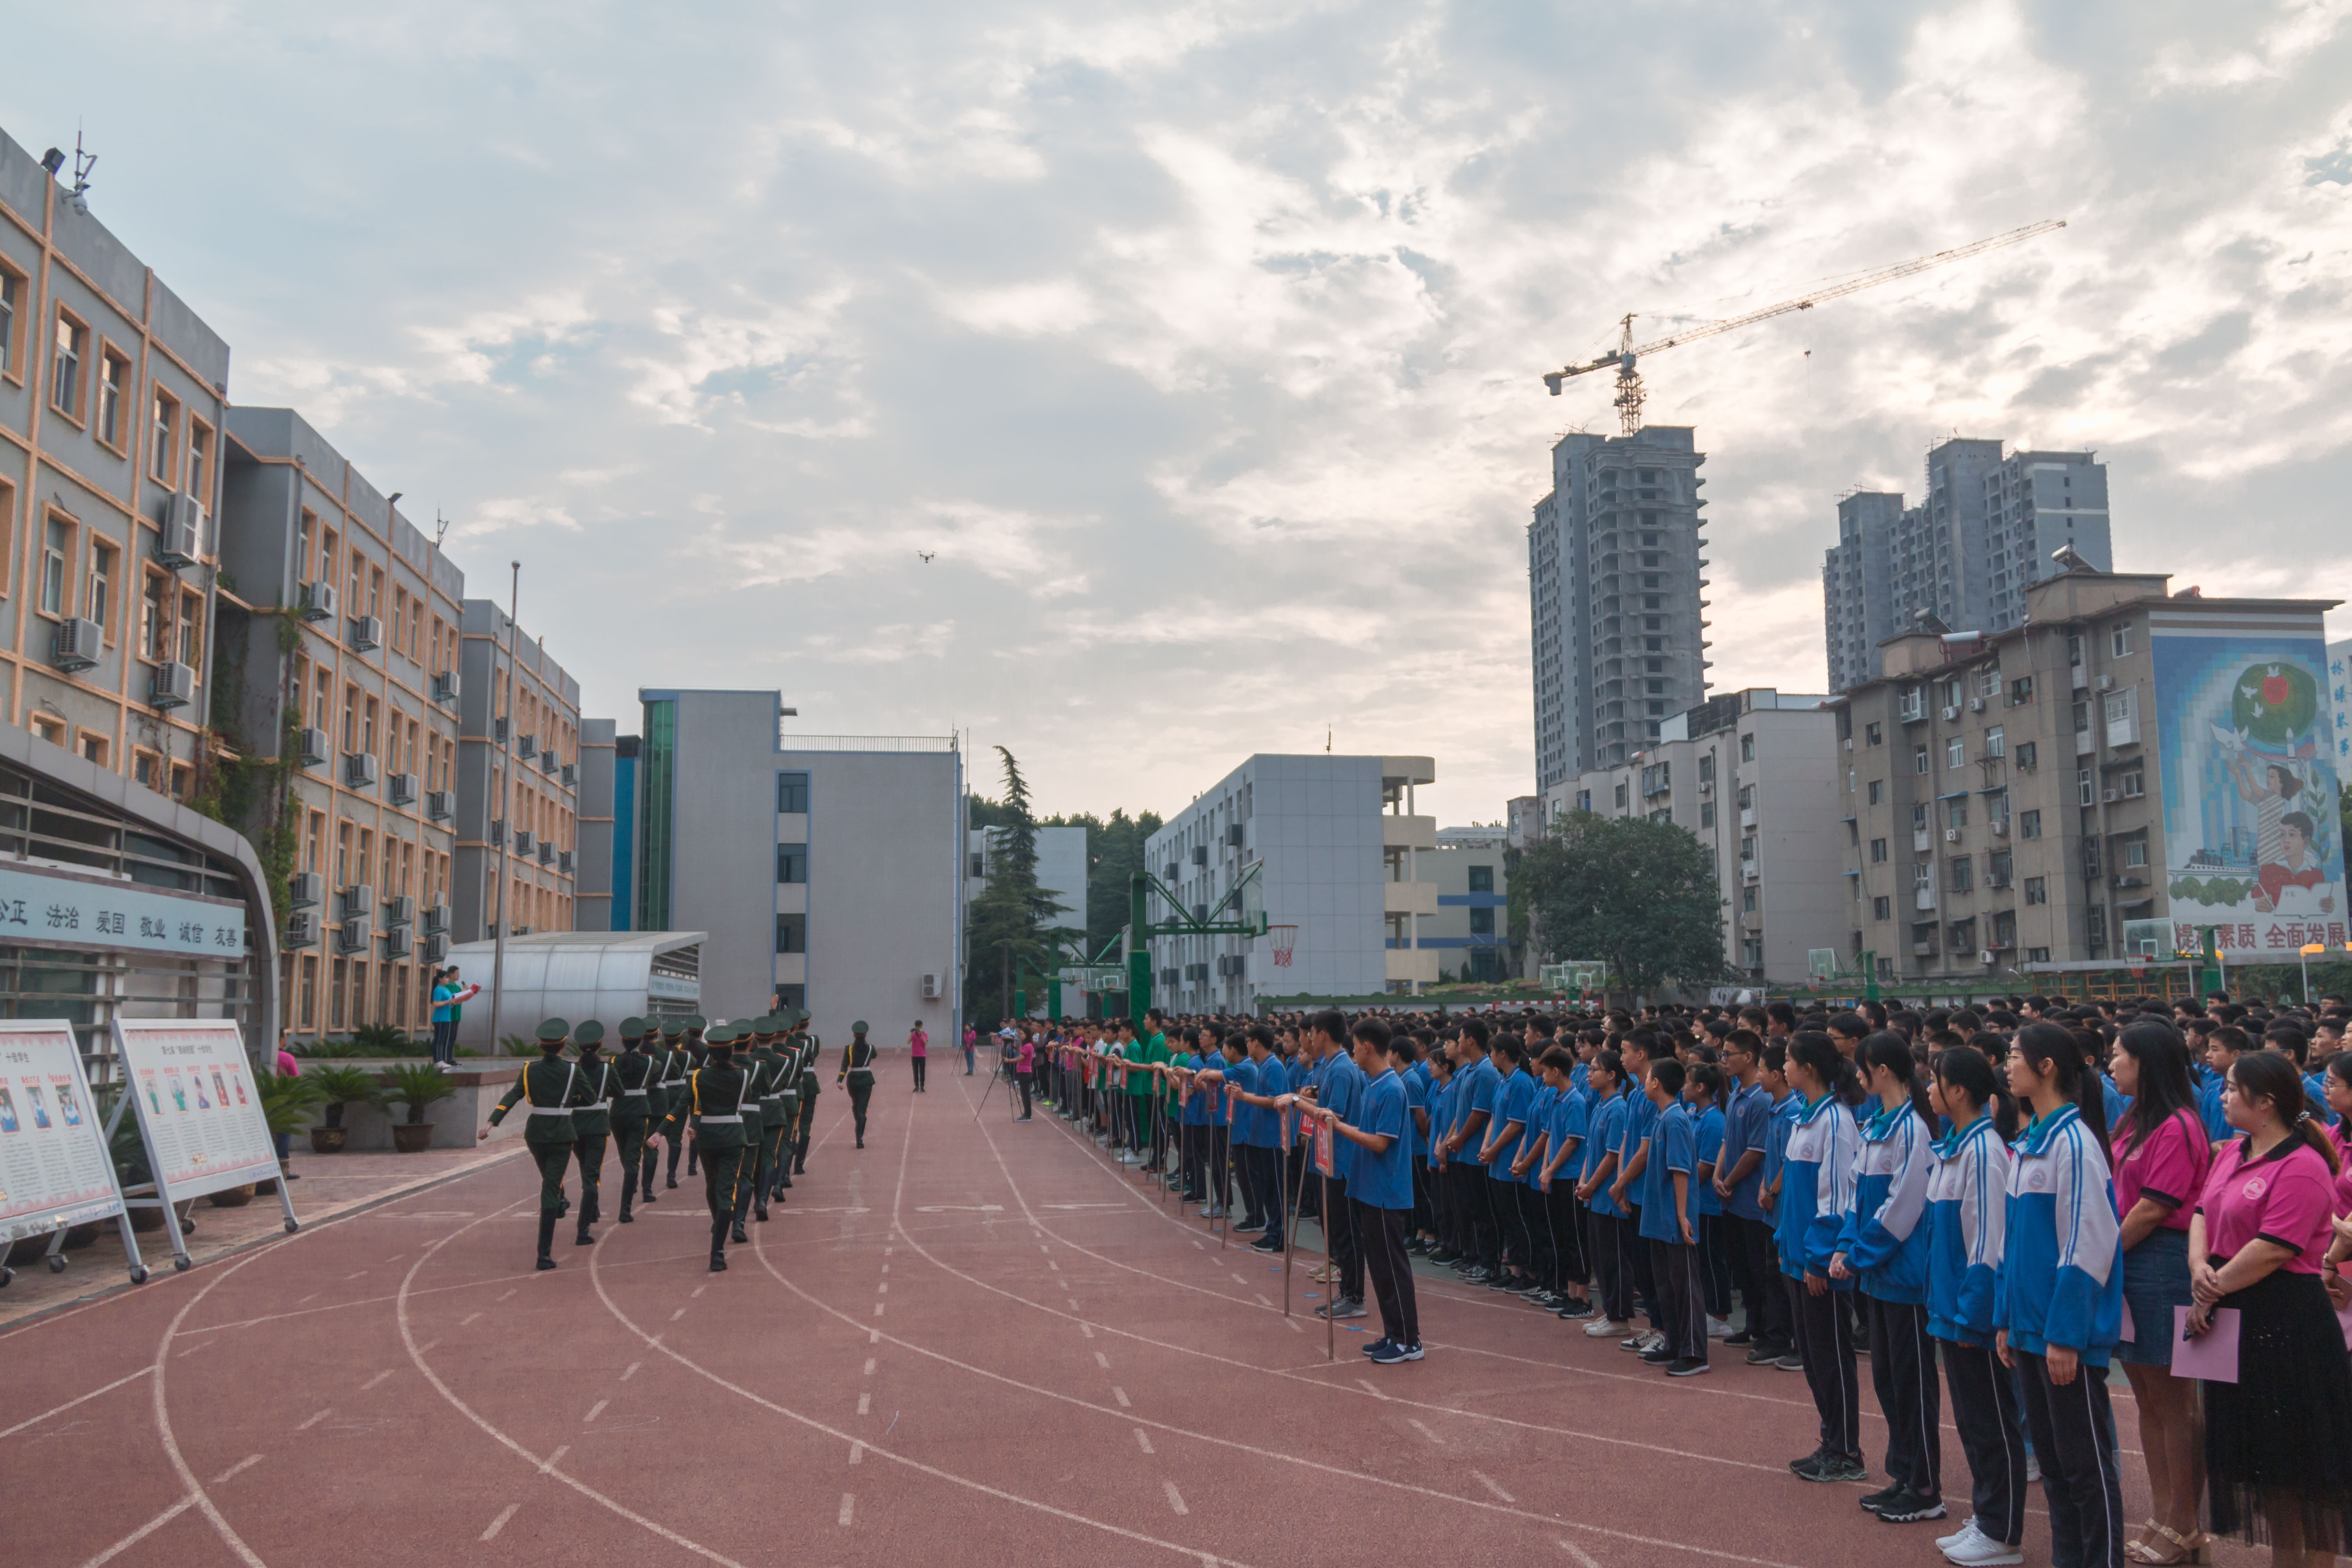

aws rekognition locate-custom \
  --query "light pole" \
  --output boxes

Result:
[488,562,520,1054]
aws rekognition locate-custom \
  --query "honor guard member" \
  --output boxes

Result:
[748,1016,793,1217]
[611,1018,656,1223]
[481,1019,590,1270]
[840,1021,879,1148]
[658,1020,691,1190]
[790,1009,822,1175]
[689,1025,752,1272]
[765,1015,801,1203]
[569,1022,616,1244]
[682,1015,710,1178]
[725,1022,768,1245]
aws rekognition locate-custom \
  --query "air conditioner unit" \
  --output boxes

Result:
[148,661,195,710]
[382,895,414,929]
[1192,902,1209,922]
[2103,788,2120,803]
[1940,705,1961,721]
[1968,697,1987,713]
[2095,674,2115,691]
[298,580,337,622]
[50,618,102,673]
[537,840,555,865]
[426,789,455,821]
[1944,828,1961,842]
[343,752,380,789]
[1163,862,1179,880]
[159,494,205,568]
[431,670,460,705]
[388,771,418,806]
[289,871,324,909]
[340,884,374,920]
[513,830,536,857]
[349,614,384,652]
[517,732,538,761]
[422,903,451,934]
[422,932,450,963]
[489,819,506,847]
[557,849,574,874]
[297,727,330,766]
[494,716,509,743]
[561,762,576,788]
[1191,845,1208,865]
[1226,824,1245,847]
[336,918,371,954]
[1842,737,1854,751]
[921,972,942,999]
[1992,820,2009,837]
[381,927,412,960]
[284,912,319,950]
[1979,949,1995,965]
[539,750,558,775]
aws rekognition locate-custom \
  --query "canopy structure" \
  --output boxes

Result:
[442,931,707,1052]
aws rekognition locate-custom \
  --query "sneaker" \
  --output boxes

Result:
[1665,1357,1711,1377]
[1250,1237,1284,1254]
[1706,1316,1734,1339]
[1504,1277,1543,1295]
[2022,1455,2040,1485]
[1941,1530,2022,1566]
[1935,1520,1985,1553]
[1774,1352,1806,1371]
[1426,1248,1461,1265]
[1723,1328,1755,1347]
[1640,1330,1665,1353]
[1584,1318,1629,1337]
[1876,1490,1947,1524]
[1556,1299,1595,1319]
[1744,1344,1783,1366]
[1367,1340,1414,1365]
[1788,1446,1832,1479]
[1317,1297,1368,1320]
[1394,1342,1425,1360]
[1619,1333,1649,1352]
[1859,1484,1905,1514]
[1813,1453,1871,1485]
[1640,1345,1675,1365]
[1360,1337,1395,1358]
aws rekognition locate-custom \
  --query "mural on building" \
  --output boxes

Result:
[2155,634,2345,956]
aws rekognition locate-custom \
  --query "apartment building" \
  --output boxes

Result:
[455,599,582,945]
[214,408,466,1038]
[1425,827,1510,984]
[1835,569,2343,984]
[965,822,1088,940]
[1529,426,1712,787]
[1540,689,1844,982]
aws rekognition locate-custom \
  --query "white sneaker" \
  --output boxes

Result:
[2022,1455,2040,1484]
[1705,1316,1733,1339]
[1639,1331,1666,1353]
[1935,1519,1983,1553]
[1942,1527,2022,1566]
[1585,1318,1631,1337]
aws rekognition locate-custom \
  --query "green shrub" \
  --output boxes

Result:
[257,1071,327,1136]
[381,1063,455,1125]
[352,1022,412,1055]
[308,1065,384,1128]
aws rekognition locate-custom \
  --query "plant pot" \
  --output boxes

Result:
[390,1122,434,1153]
[308,1126,349,1154]
[130,1206,166,1233]
[208,1183,257,1208]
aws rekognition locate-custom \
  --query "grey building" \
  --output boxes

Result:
[574,718,618,931]
[1423,830,1510,984]
[1529,426,1711,787]
[1824,439,2111,691]
[632,690,963,1042]
[454,600,582,945]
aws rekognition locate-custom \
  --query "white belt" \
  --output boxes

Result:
[661,1078,686,1088]
[620,1090,649,1097]
[527,1106,572,1117]
[698,1114,742,1123]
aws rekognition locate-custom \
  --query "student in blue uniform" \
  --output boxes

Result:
[1689,1060,1732,1334]
[1319,1016,1420,1364]
[1441,1021,1501,1281]
[1424,1048,1460,1261]
[1309,1010,1368,1321]
[1717,1029,1786,1359]
[1576,1051,1633,1336]
[1510,1047,1561,1299]
[1480,1033,1540,1292]
[1537,1045,1593,1318]
[2198,1025,2249,1145]
[1782,1032,1868,1482]
[1610,1033,1667,1353]
[1758,1040,1805,1369]
[1638,1059,1709,1375]
[1398,1035,1434,1250]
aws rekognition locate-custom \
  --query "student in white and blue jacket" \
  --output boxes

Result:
[1778,1032,1869,1483]
[1999,1023,2126,1568]
[1927,1045,2028,1567]
[1830,1033,1944,1523]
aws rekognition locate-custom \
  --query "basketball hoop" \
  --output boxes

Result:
[1268,925,1299,967]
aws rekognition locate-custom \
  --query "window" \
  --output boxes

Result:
[31,713,64,747]
[1945,737,1965,768]
[2025,876,2047,905]
[2016,741,2036,770]
[1467,865,1495,894]
[1697,753,1714,783]
[1865,721,1882,746]
[2118,768,2145,799]
[775,913,806,954]
[2110,621,2134,657]
[777,844,808,884]
[2123,838,2149,868]
[1946,796,1968,828]
[1985,726,2004,757]
[1740,885,1758,914]
[133,750,160,790]
[1912,802,1928,830]
[0,265,19,377]
[1950,858,1973,892]
[1975,666,1999,699]
[777,771,810,813]
[2028,946,2050,964]
[186,422,211,500]
[97,348,129,447]
[1865,779,1883,805]
[1870,838,1888,863]
[1873,896,1890,920]
[2020,809,2041,839]
[41,516,70,616]
[86,540,113,636]
[151,390,179,484]
[50,311,85,418]
[1613,781,1628,808]
[141,571,168,660]
[177,589,201,666]
[2009,676,2034,703]
[1914,744,1930,775]
[1740,733,1755,763]
[1469,907,1495,935]
[79,732,107,767]
[2077,766,2095,807]
[1698,802,1714,828]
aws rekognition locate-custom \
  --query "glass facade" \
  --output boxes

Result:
[635,701,676,933]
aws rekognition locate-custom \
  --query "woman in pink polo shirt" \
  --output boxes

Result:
[2187,1051,2352,1562]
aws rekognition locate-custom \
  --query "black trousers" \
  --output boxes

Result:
[1651,1237,1708,1361]
[1232,1138,1262,1225]
[1459,1164,1501,1271]
[1697,1214,1735,1319]
[1253,1145,1286,1243]
[847,1081,873,1141]
[1731,1215,1790,1345]
[1795,1284,1861,1459]
[2016,1350,2125,1568]
[1621,1203,1661,1325]
[571,1132,607,1224]
[912,1056,927,1090]
[1206,1127,1232,1211]
[1409,1161,1434,1236]
[1014,1071,1032,1116]
[529,1139,572,1213]
[1589,1210,1636,1321]
[1942,1337,2028,1546]
[1864,1295,1942,1498]
[1515,1184,1555,1286]
[700,1143,745,1254]
[1325,1174,1364,1300]
[1494,1176,1533,1272]
[1354,1200,1419,1347]
[1543,1183,1586,1292]
[613,1115,648,1208]
[430,1019,458,1065]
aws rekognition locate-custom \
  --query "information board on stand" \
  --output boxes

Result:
[0,1020,143,1287]
[112,1019,296,1270]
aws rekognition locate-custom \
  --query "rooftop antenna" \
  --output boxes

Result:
[434,509,452,550]
[67,128,95,214]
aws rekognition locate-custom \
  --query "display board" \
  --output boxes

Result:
[0,1020,144,1286]
[113,1019,296,1267]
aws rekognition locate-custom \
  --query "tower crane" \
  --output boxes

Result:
[1542,219,2067,434]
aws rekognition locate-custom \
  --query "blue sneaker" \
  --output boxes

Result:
[1367,1340,1415,1365]
[1360,1336,1393,1357]
[1396,1342,1425,1361]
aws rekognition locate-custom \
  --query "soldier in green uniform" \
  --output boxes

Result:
[611,1018,655,1223]
[724,1021,768,1245]
[682,1015,709,1178]
[569,1022,617,1244]
[649,1018,688,1196]
[689,1024,752,1272]
[481,1019,589,1270]
[764,1015,800,1206]
[744,1016,792,1221]
[789,1008,821,1175]
[839,1020,879,1149]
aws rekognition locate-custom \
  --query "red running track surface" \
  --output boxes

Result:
[3,1074,2153,1567]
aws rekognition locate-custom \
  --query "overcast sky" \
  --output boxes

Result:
[12,1,2350,823]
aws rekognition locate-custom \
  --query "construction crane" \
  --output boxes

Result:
[1542,219,2067,434]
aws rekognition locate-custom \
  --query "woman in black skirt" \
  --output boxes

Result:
[2186,1051,2352,1566]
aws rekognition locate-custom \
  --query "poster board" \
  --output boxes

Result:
[113,1019,295,1267]
[0,1020,145,1285]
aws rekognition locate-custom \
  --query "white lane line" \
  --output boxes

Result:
[692,1285,706,1298]
[297,1408,333,1430]
[1471,1471,1515,1502]
[296,1292,319,1305]
[873,1303,885,1317]
[1357,1379,1385,1400]
[863,1358,876,1376]
[848,1442,864,1465]
[671,1308,687,1321]
[212,1454,264,1485]
[0,1366,153,1440]
[1094,1352,1110,1369]
[497,1289,516,1302]
[481,1503,520,1541]
[1164,1480,1188,1516]
[837,1493,855,1526]
[1406,1418,1442,1444]
[857,1393,871,1416]
[876,1282,887,1294]
[360,1369,394,1392]
[585,1400,608,1423]
[1080,1322,1094,1338]
[460,1311,483,1326]
[1112,1387,1131,1408]
[539,1444,570,1474]
[1558,1530,1808,1568]
[1256,1294,1273,1307]
[869,1328,880,1344]
[1285,1318,1302,1332]
[622,1361,642,1381]
[1135,1429,1155,1454]
[73,1495,194,1568]
[1556,1541,1603,1568]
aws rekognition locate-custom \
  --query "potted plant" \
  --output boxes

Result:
[382,1062,454,1152]
[307,1065,383,1153]
[353,1021,412,1057]
[254,1071,326,1193]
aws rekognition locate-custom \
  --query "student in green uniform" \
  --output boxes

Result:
[481,1019,589,1270]
[658,1018,693,1190]
[841,1021,879,1148]
[570,1022,616,1245]
[611,1018,655,1223]
[791,1010,821,1174]
[690,1025,752,1272]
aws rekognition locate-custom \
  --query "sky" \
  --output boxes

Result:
[9,0,2351,826]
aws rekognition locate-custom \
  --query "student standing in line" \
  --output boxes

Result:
[1638,1059,1709,1376]
[1311,1010,1369,1320]
[1832,1033,1944,1524]
[1998,1022,2126,1568]
[1927,1047,2028,1568]
[1577,1051,1634,1336]
[2200,1026,2250,1145]
[1782,1032,1868,1482]
[1689,1060,1733,1338]
[1420,1046,1457,1258]
[1510,1044,1562,1299]
[1537,1045,1594,1318]
[1399,1035,1435,1253]
[1441,1020,1502,1282]
[1313,1016,1421,1364]
[1717,1029,1785,1359]
[1480,1034,1541,1293]
[1758,1040,1806,1370]
[1611,1033,1668,1354]
[2189,1050,2352,1567]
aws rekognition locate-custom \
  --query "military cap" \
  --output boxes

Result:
[662,1017,686,1037]
[536,1018,570,1043]
[685,1014,708,1032]
[575,1020,606,1047]
[851,1019,869,1033]
[619,1016,647,1041]
[706,1025,738,1047]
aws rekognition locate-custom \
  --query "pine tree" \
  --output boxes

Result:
[965,747,1068,1023]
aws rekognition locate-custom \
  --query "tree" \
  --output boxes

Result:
[965,747,1068,1023]
[1043,806,1165,958]
[1515,812,1729,1004]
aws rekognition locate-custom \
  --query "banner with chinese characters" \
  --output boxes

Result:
[0,1021,127,1245]
[114,1020,279,1202]
[2155,632,2346,957]
[0,864,247,959]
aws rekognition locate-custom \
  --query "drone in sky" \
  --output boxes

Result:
[917,551,935,564]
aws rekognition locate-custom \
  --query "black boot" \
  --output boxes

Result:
[709,1222,728,1272]
[619,1188,635,1224]
[584,1189,599,1226]
[755,1202,769,1222]
[732,1220,749,1244]
[777,1168,793,1189]
[536,1212,559,1270]
[576,1218,594,1246]
[640,1155,658,1202]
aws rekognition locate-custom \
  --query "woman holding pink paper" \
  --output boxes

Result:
[2187,1051,2352,1563]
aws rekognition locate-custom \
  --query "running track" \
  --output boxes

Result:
[5,1072,2158,1568]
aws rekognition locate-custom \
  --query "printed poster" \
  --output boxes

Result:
[2155,632,2347,957]
[0,1021,125,1244]
[1311,1115,1336,1178]
[113,1020,280,1202]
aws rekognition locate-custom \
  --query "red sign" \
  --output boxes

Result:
[1226,1086,1239,1125]
[1311,1116,1336,1177]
